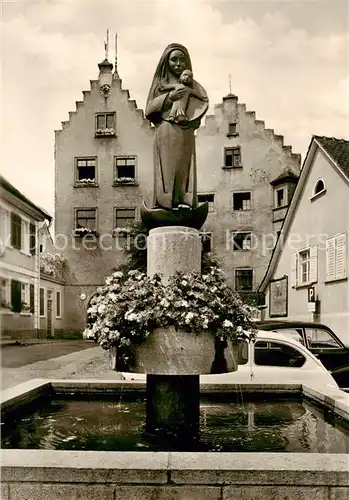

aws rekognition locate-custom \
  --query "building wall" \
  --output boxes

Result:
[265,148,349,343]
[196,95,301,289]
[55,72,154,332]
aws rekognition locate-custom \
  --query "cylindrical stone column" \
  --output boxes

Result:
[147,226,201,283]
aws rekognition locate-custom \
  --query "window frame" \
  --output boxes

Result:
[74,207,98,232]
[227,122,238,137]
[75,157,97,185]
[95,112,116,137]
[197,193,215,213]
[232,231,252,251]
[275,187,287,208]
[312,178,326,199]
[114,156,137,183]
[232,191,252,211]
[235,268,253,292]
[114,207,136,232]
[224,147,242,169]
[298,248,311,285]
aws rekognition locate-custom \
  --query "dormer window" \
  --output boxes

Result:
[314,179,325,195]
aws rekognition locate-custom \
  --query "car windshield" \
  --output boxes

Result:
[270,328,304,345]
[305,328,342,349]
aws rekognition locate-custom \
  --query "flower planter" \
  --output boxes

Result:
[111,326,238,375]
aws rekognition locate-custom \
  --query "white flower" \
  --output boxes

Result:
[223,319,233,328]
[181,280,188,286]
[105,276,113,285]
[211,286,217,293]
[236,326,243,333]
[125,311,137,321]
[180,300,189,307]
[160,298,169,307]
[185,311,195,323]
[113,271,123,278]
[97,304,107,314]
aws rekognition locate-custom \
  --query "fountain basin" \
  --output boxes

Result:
[1,379,349,499]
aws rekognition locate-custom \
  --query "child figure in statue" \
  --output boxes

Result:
[159,69,208,125]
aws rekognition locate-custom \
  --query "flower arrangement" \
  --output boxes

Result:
[21,302,31,312]
[95,127,115,137]
[114,177,136,185]
[83,267,258,367]
[40,253,66,280]
[73,227,99,238]
[75,178,97,185]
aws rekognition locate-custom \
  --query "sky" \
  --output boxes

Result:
[2,0,349,216]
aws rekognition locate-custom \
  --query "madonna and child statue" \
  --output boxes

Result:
[141,43,209,230]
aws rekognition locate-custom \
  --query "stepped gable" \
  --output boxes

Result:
[198,94,301,164]
[315,136,349,180]
[55,72,151,136]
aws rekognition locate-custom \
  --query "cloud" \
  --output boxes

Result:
[2,1,348,214]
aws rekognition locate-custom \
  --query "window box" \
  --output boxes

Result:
[95,127,116,138]
[74,178,98,187]
[113,177,137,186]
[74,227,99,238]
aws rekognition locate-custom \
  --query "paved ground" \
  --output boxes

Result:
[1,340,98,368]
[1,342,123,390]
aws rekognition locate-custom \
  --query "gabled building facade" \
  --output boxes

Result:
[55,52,301,334]
[259,136,349,344]
[196,93,301,294]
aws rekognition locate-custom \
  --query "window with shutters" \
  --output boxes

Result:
[11,280,22,313]
[291,246,318,288]
[326,233,347,282]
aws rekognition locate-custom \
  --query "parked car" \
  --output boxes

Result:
[121,330,339,389]
[256,320,349,388]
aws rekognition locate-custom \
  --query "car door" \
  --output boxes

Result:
[305,327,349,372]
